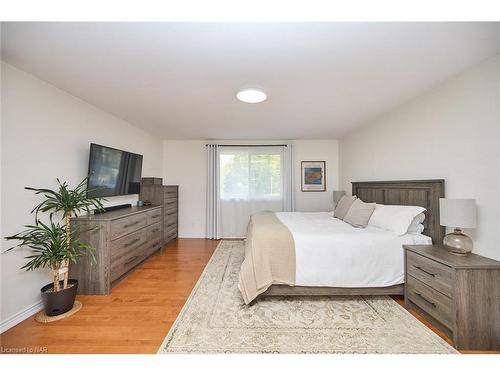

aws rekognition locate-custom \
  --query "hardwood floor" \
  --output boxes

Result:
[0,238,219,354]
[1,238,497,354]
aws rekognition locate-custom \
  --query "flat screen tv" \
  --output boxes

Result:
[87,143,143,198]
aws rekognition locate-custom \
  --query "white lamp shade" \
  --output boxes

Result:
[439,198,476,228]
[333,190,346,204]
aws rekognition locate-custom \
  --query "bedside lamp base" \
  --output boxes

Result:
[443,228,473,256]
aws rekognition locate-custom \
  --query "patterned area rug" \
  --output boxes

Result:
[159,240,457,354]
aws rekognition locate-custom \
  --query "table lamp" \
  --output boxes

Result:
[439,198,477,255]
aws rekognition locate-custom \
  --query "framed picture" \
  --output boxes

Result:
[301,161,326,192]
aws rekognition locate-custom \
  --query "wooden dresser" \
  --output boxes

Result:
[70,205,163,295]
[140,178,178,246]
[404,244,500,350]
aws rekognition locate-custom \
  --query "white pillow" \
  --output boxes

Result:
[407,213,425,233]
[368,204,426,235]
[408,223,425,234]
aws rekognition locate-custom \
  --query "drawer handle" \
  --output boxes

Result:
[167,222,176,228]
[151,214,161,219]
[151,241,160,248]
[415,266,435,277]
[124,220,140,228]
[152,228,159,233]
[415,292,436,308]
[124,238,140,248]
[124,255,140,266]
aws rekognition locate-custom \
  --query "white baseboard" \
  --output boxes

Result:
[177,234,206,238]
[1,300,43,333]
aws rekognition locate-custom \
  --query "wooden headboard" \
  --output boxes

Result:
[351,180,445,244]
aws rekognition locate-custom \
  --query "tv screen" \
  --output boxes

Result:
[87,143,143,198]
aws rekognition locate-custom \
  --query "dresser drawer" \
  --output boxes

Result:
[147,208,162,225]
[147,222,161,238]
[164,230,177,244]
[111,212,149,240]
[165,220,177,232]
[164,189,178,199]
[110,236,148,281]
[111,226,148,254]
[165,223,177,236]
[110,247,146,281]
[165,212,177,225]
[142,177,162,185]
[164,197,177,206]
[407,275,453,330]
[164,205,177,216]
[164,203,177,214]
[110,224,160,281]
[144,236,162,257]
[111,227,146,255]
[407,251,453,297]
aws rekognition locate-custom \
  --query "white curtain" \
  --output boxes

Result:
[282,143,295,212]
[206,144,221,239]
[215,144,294,238]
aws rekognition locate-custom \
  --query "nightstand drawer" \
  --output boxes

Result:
[404,244,500,350]
[407,251,452,297]
[407,275,453,330]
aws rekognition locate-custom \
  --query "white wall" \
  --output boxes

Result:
[294,140,339,212]
[163,139,339,238]
[339,55,500,260]
[162,140,207,238]
[1,63,163,329]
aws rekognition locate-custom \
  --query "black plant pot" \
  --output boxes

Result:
[40,279,78,316]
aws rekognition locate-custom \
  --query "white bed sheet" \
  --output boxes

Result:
[275,212,432,288]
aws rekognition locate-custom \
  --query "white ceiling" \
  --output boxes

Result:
[2,22,499,139]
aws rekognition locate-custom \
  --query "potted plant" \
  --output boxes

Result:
[5,177,104,316]
[6,220,93,315]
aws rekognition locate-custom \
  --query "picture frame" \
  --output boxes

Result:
[301,161,326,192]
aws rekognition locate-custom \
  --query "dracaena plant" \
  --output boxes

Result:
[28,177,104,225]
[5,177,104,291]
[5,219,96,291]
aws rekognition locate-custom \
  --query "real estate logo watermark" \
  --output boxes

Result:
[0,346,48,354]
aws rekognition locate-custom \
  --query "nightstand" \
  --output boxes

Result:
[404,244,500,350]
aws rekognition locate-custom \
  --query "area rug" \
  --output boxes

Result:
[159,240,457,354]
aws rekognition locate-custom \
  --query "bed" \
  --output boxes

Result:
[238,179,445,304]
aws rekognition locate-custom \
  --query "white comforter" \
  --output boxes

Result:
[275,212,432,288]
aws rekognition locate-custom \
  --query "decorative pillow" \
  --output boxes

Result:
[343,199,376,228]
[407,213,426,233]
[368,204,426,235]
[333,195,357,220]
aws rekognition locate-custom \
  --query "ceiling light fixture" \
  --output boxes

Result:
[236,88,267,104]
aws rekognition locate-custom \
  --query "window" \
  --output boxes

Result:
[219,147,283,200]
[207,144,292,238]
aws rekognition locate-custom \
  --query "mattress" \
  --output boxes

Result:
[275,212,432,288]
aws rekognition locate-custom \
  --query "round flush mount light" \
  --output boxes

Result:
[236,88,267,104]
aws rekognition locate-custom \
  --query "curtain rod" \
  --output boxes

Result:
[205,144,287,147]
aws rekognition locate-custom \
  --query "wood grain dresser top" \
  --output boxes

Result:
[72,205,161,221]
[404,244,500,269]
